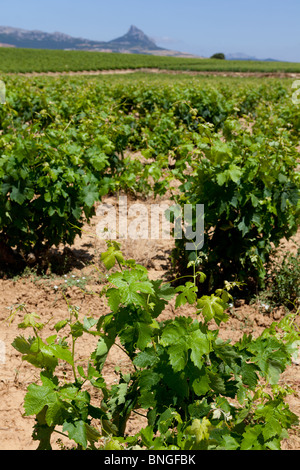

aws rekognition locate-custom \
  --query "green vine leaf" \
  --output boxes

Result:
[197,294,229,325]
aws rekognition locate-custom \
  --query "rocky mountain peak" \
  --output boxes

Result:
[127,25,146,38]
[107,25,160,50]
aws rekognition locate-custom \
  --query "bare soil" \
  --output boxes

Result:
[0,192,299,450]
[11,69,300,79]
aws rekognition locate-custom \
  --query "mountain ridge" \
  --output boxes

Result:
[0,25,279,61]
[225,52,280,62]
[0,25,199,57]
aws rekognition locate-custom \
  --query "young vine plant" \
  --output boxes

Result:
[12,241,300,450]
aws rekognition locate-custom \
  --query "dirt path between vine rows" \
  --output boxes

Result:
[8,68,300,79]
[0,191,300,450]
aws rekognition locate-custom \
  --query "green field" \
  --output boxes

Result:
[0,46,300,73]
[1,71,299,271]
[1,72,300,450]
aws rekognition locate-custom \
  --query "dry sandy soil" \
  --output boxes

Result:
[0,192,299,450]
[13,69,300,79]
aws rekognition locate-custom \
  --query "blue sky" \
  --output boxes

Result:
[1,0,299,61]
